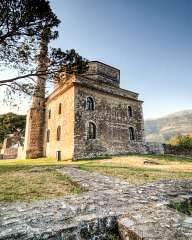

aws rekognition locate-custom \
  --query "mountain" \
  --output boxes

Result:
[144,110,192,143]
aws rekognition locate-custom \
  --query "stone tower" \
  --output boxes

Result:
[23,31,48,158]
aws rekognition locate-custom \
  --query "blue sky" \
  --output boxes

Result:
[1,0,191,119]
[50,0,192,119]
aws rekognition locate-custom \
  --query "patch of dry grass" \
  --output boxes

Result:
[0,157,70,168]
[91,155,192,172]
[76,154,192,185]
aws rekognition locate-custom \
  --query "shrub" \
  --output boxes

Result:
[167,135,192,148]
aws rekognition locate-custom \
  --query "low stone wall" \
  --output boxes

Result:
[146,142,164,154]
[3,148,18,159]
[17,146,25,159]
[146,142,192,156]
[163,144,192,156]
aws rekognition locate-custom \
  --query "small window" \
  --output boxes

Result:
[88,122,96,139]
[128,106,133,118]
[47,130,50,143]
[56,126,61,141]
[58,103,62,114]
[129,127,135,141]
[48,110,51,119]
[86,97,95,110]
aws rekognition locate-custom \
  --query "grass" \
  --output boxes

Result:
[169,200,192,216]
[0,154,192,202]
[0,158,87,203]
[75,154,192,185]
[103,233,121,240]
[0,157,70,171]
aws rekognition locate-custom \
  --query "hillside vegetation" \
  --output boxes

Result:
[145,110,192,142]
[0,113,26,148]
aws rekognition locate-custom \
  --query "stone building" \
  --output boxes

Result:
[23,61,145,160]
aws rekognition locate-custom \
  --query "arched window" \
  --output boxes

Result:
[48,110,51,119]
[88,122,96,139]
[86,97,95,110]
[56,126,61,141]
[129,127,135,141]
[47,130,50,143]
[128,106,133,118]
[58,103,62,114]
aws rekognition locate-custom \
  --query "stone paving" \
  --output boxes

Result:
[0,167,192,239]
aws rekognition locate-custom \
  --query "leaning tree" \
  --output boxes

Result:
[0,0,88,102]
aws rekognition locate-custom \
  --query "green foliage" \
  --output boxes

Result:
[0,0,60,66]
[0,0,88,101]
[104,233,121,240]
[169,200,192,216]
[0,112,26,144]
[167,135,192,148]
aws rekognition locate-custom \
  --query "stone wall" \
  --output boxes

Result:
[163,144,192,156]
[85,61,120,87]
[2,148,18,159]
[1,167,192,239]
[45,84,75,160]
[145,143,192,156]
[146,142,165,154]
[24,106,45,159]
[73,81,145,159]
[17,146,25,159]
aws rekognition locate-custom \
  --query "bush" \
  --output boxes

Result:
[0,113,26,144]
[167,135,192,148]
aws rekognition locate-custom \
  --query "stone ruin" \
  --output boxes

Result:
[0,133,24,160]
[0,166,191,239]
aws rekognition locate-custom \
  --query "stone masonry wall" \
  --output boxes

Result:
[2,148,18,159]
[45,85,75,160]
[74,83,145,159]
[163,144,192,156]
[24,106,45,159]
[146,142,165,154]
[85,61,120,87]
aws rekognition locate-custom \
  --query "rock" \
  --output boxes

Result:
[143,160,160,165]
[0,167,192,239]
[29,167,49,172]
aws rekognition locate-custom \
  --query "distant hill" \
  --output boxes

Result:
[145,110,192,143]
